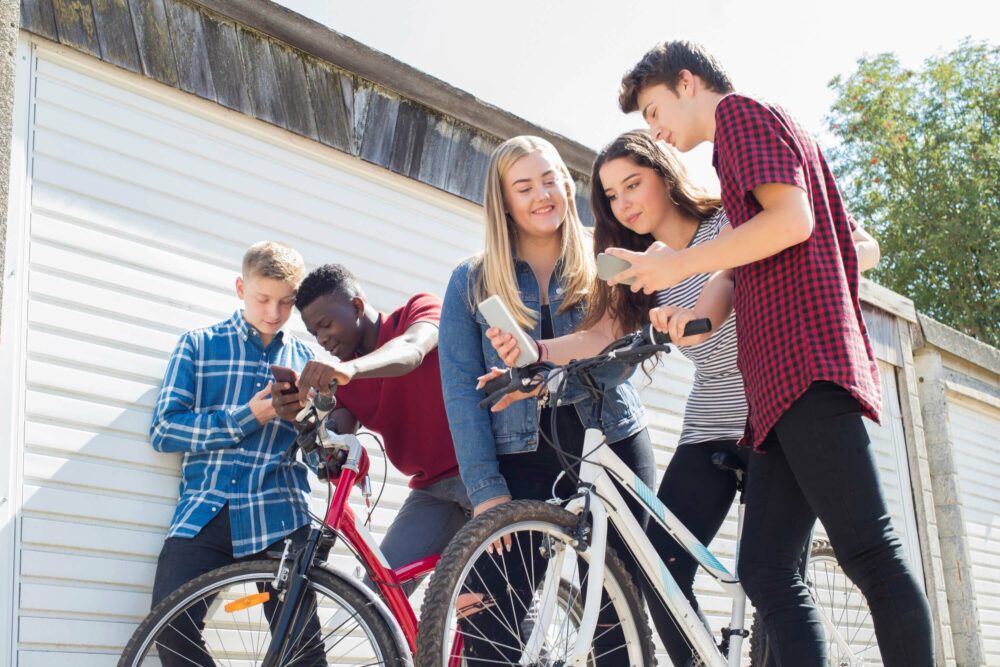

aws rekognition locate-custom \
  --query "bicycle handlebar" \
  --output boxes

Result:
[478,318,712,409]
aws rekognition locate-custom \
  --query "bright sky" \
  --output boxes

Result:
[275,0,997,193]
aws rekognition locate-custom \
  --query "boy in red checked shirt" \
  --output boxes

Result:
[608,41,933,666]
[271,264,469,594]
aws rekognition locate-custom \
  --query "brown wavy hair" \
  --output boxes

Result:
[582,130,723,334]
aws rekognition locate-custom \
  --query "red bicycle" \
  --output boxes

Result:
[118,387,455,666]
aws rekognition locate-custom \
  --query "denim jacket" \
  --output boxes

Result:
[438,257,648,507]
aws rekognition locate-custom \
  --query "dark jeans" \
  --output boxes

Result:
[461,407,657,665]
[738,382,934,667]
[644,439,747,666]
[151,505,327,667]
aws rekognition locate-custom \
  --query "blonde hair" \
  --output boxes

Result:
[471,136,595,329]
[242,241,306,285]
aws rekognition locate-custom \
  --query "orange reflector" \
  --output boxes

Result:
[224,591,270,613]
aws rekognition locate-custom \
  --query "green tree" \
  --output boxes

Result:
[828,39,999,346]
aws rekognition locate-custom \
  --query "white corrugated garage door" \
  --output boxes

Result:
[948,392,1000,664]
[1,37,486,665]
[0,35,925,666]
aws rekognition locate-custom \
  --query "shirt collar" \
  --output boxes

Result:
[231,309,285,345]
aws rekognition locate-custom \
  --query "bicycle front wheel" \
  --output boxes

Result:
[119,559,406,667]
[415,500,654,667]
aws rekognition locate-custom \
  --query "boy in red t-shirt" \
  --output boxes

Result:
[272,264,468,592]
[606,41,933,666]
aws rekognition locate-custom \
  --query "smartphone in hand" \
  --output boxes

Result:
[477,296,539,368]
[269,365,300,395]
[596,252,636,286]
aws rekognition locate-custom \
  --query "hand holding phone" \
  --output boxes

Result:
[596,252,636,286]
[270,364,299,395]
[477,296,539,368]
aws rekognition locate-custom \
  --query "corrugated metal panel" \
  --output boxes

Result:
[11,40,482,663]
[949,394,1000,664]
[4,38,924,665]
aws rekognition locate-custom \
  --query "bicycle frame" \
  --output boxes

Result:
[556,426,744,667]
[315,432,439,655]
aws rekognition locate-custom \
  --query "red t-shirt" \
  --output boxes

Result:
[712,93,881,448]
[334,294,459,488]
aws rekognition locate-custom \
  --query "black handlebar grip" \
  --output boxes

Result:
[648,318,713,345]
[684,318,712,337]
[481,369,514,397]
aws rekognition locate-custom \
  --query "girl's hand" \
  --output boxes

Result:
[605,242,690,294]
[476,368,542,412]
[486,327,521,367]
[649,305,711,347]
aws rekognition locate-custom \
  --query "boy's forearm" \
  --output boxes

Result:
[350,340,424,379]
[682,205,812,277]
[349,324,437,380]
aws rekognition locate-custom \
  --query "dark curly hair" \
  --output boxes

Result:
[295,263,363,312]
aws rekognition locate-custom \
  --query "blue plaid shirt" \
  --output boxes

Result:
[151,310,315,557]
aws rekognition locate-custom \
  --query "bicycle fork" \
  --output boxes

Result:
[261,526,326,667]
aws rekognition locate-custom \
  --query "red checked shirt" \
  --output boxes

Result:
[712,93,881,449]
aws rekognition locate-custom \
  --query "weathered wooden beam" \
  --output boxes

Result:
[52,0,100,57]
[164,0,216,100]
[198,9,251,115]
[128,0,179,86]
[268,41,317,141]
[21,0,59,42]
[303,59,352,152]
[91,0,140,73]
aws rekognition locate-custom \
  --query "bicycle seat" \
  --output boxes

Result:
[711,451,745,477]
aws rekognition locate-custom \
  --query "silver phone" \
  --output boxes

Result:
[596,252,636,285]
[477,295,539,368]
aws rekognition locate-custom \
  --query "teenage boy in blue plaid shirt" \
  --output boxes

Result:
[148,241,319,665]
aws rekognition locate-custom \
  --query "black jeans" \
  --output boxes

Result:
[151,505,327,667]
[644,439,747,666]
[738,382,934,667]
[461,407,657,665]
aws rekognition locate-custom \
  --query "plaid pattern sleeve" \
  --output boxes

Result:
[150,333,262,453]
[712,94,881,449]
[150,310,316,557]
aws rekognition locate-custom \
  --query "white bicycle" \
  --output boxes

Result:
[416,322,877,666]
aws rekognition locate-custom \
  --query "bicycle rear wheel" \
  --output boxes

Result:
[749,539,878,666]
[118,559,406,666]
[416,500,654,667]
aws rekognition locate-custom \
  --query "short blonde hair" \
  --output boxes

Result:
[242,241,306,285]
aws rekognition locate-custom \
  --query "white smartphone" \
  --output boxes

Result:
[596,252,636,285]
[477,295,539,367]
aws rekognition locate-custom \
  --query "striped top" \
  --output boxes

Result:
[656,210,748,446]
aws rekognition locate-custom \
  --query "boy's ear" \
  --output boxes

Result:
[351,296,366,319]
[678,69,696,96]
[235,276,245,300]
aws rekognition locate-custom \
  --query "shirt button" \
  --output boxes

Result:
[211,507,217,512]
[231,479,237,484]
[556,287,564,295]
